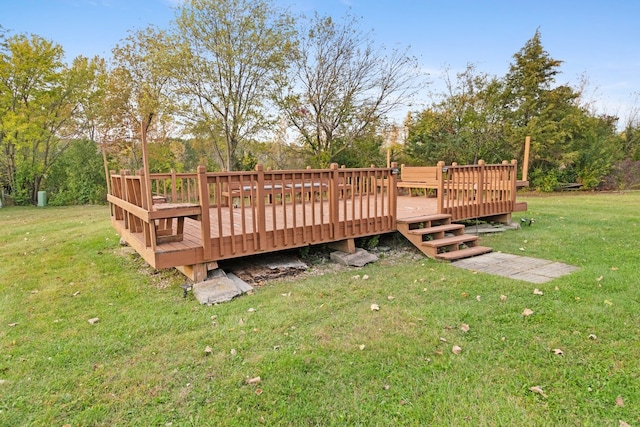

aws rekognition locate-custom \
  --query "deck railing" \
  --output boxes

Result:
[107,164,397,265]
[436,160,517,220]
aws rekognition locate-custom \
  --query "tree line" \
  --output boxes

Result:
[1,0,639,206]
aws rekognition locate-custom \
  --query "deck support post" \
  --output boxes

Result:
[176,263,208,283]
[328,238,355,254]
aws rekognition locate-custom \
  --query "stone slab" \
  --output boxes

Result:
[193,276,242,305]
[452,252,578,284]
[227,272,254,294]
[330,248,378,267]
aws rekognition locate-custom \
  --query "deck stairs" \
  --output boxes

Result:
[397,214,492,261]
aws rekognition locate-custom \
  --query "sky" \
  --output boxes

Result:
[3,0,640,125]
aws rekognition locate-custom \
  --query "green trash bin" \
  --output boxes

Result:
[37,191,47,207]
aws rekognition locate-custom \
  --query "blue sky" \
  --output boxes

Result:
[3,0,639,124]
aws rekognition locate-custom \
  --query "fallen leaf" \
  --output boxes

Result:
[8,323,17,327]
[434,350,444,356]
[452,345,462,355]
[529,385,548,398]
[351,275,360,280]
[604,300,613,306]
[230,349,237,356]
[238,318,245,325]
[359,344,366,351]
[72,291,80,297]
[615,395,625,407]
[370,303,380,311]
[552,348,564,356]
[248,308,256,312]
[255,388,263,395]
[460,323,470,332]
[522,308,534,317]
[461,292,469,298]
[383,384,390,390]
[611,266,618,271]
[533,288,544,295]
[440,337,447,343]
[500,295,507,302]
[88,317,100,325]
[30,289,39,294]
[519,247,525,251]
[245,376,261,385]
[362,275,369,280]
[204,346,212,355]
[588,334,598,340]
[619,421,630,427]
[596,276,603,282]
[476,295,481,301]
[387,295,395,301]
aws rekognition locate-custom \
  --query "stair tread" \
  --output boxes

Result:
[421,234,478,247]
[408,224,465,235]
[396,214,452,224]
[436,246,493,261]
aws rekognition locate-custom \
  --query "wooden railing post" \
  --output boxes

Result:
[138,168,157,249]
[121,169,129,229]
[197,166,212,260]
[330,163,340,239]
[389,162,398,229]
[109,170,117,219]
[436,161,445,214]
[523,136,530,182]
[510,159,518,206]
[478,160,485,216]
[171,169,178,203]
[255,164,267,251]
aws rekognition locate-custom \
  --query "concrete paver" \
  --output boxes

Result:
[452,253,578,283]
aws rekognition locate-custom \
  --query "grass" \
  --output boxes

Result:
[1,193,639,426]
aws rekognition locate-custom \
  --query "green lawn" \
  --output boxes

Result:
[1,193,639,426]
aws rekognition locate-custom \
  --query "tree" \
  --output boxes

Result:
[276,12,420,167]
[502,30,584,171]
[110,26,175,174]
[0,33,88,204]
[172,0,296,171]
[404,65,508,165]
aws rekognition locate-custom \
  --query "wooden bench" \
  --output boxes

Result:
[152,202,201,244]
[397,165,439,196]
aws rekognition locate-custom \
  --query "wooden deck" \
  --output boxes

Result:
[107,161,525,276]
[112,194,435,268]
